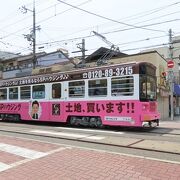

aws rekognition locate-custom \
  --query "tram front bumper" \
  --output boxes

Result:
[141,113,160,127]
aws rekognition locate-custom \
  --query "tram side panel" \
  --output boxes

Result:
[0,101,65,122]
[22,101,66,122]
[63,100,160,127]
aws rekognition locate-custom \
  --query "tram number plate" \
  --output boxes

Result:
[105,116,134,123]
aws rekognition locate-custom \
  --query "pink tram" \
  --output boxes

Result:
[0,61,160,127]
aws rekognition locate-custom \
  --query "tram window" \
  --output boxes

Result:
[9,87,18,100]
[88,79,107,96]
[0,88,7,100]
[52,83,61,98]
[140,75,156,101]
[20,86,31,99]
[147,76,156,100]
[32,85,45,99]
[111,76,134,96]
[69,81,85,97]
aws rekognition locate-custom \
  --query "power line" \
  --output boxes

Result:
[56,0,165,32]
[46,1,180,34]
[5,16,176,54]
[40,9,180,41]
[37,35,169,55]
[1,0,177,42]
[2,1,180,55]
[117,35,167,46]
[37,0,92,24]
[121,43,169,52]
[0,0,92,40]
[117,1,180,22]
[103,18,180,35]
[37,17,180,47]
[1,0,178,36]
[0,0,44,28]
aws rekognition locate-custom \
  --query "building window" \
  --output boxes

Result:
[88,79,107,96]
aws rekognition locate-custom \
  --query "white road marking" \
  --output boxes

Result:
[30,130,105,140]
[9,147,70,168]
[0,162,11,172]
[55,126,124,135]
[0,143,47,159]
[0,145,70,172]
[1,134,179,167]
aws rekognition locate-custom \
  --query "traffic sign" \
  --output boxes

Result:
[167,60,174,68]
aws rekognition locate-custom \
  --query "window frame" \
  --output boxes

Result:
[52,83,62,99]
[88,79,107,97]
[140,75,157,101]
[9,87,19,100]
[20,86,31,100]
[111,76,134,96]
[0,88,7,100]
[32,85,45,99]
[68,80,85,98]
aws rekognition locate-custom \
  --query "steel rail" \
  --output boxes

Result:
[0,128,180,156]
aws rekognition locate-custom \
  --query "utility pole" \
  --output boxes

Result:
[168,29,174,120]
[72,39,86,68]
[81,39,86,66]
[32,0,36,69]
[20,0,38,69]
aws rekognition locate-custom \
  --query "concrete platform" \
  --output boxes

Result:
[132,140,180,153]
[160,116,180,129]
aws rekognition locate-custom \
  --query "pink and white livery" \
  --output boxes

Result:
[0,61,160,127]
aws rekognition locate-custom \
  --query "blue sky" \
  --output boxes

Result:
[0,0,180,57]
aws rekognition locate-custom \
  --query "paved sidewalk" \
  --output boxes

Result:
[160,116,180,129]
[0,136,180,180]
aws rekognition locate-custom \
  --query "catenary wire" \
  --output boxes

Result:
[56,0,165,33]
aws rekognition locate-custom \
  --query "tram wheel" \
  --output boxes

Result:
[96,117,104,128]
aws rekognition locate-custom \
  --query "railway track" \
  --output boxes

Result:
[0,126,180,157]
[0,121,180,136]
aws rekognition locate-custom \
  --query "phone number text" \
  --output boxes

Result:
[83,66,133,79]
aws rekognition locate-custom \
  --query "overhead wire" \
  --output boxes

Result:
[37,0,92,25]
[116,1,180,22]
[2,0,180,55]
[0,0,94,54]
[0,0,177,40]
[56,0,165,32]
[102,18,180,35]
[37,17,180,47]
[39,1,180,37]
[38,34,169,55]
[0,0,92,40]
